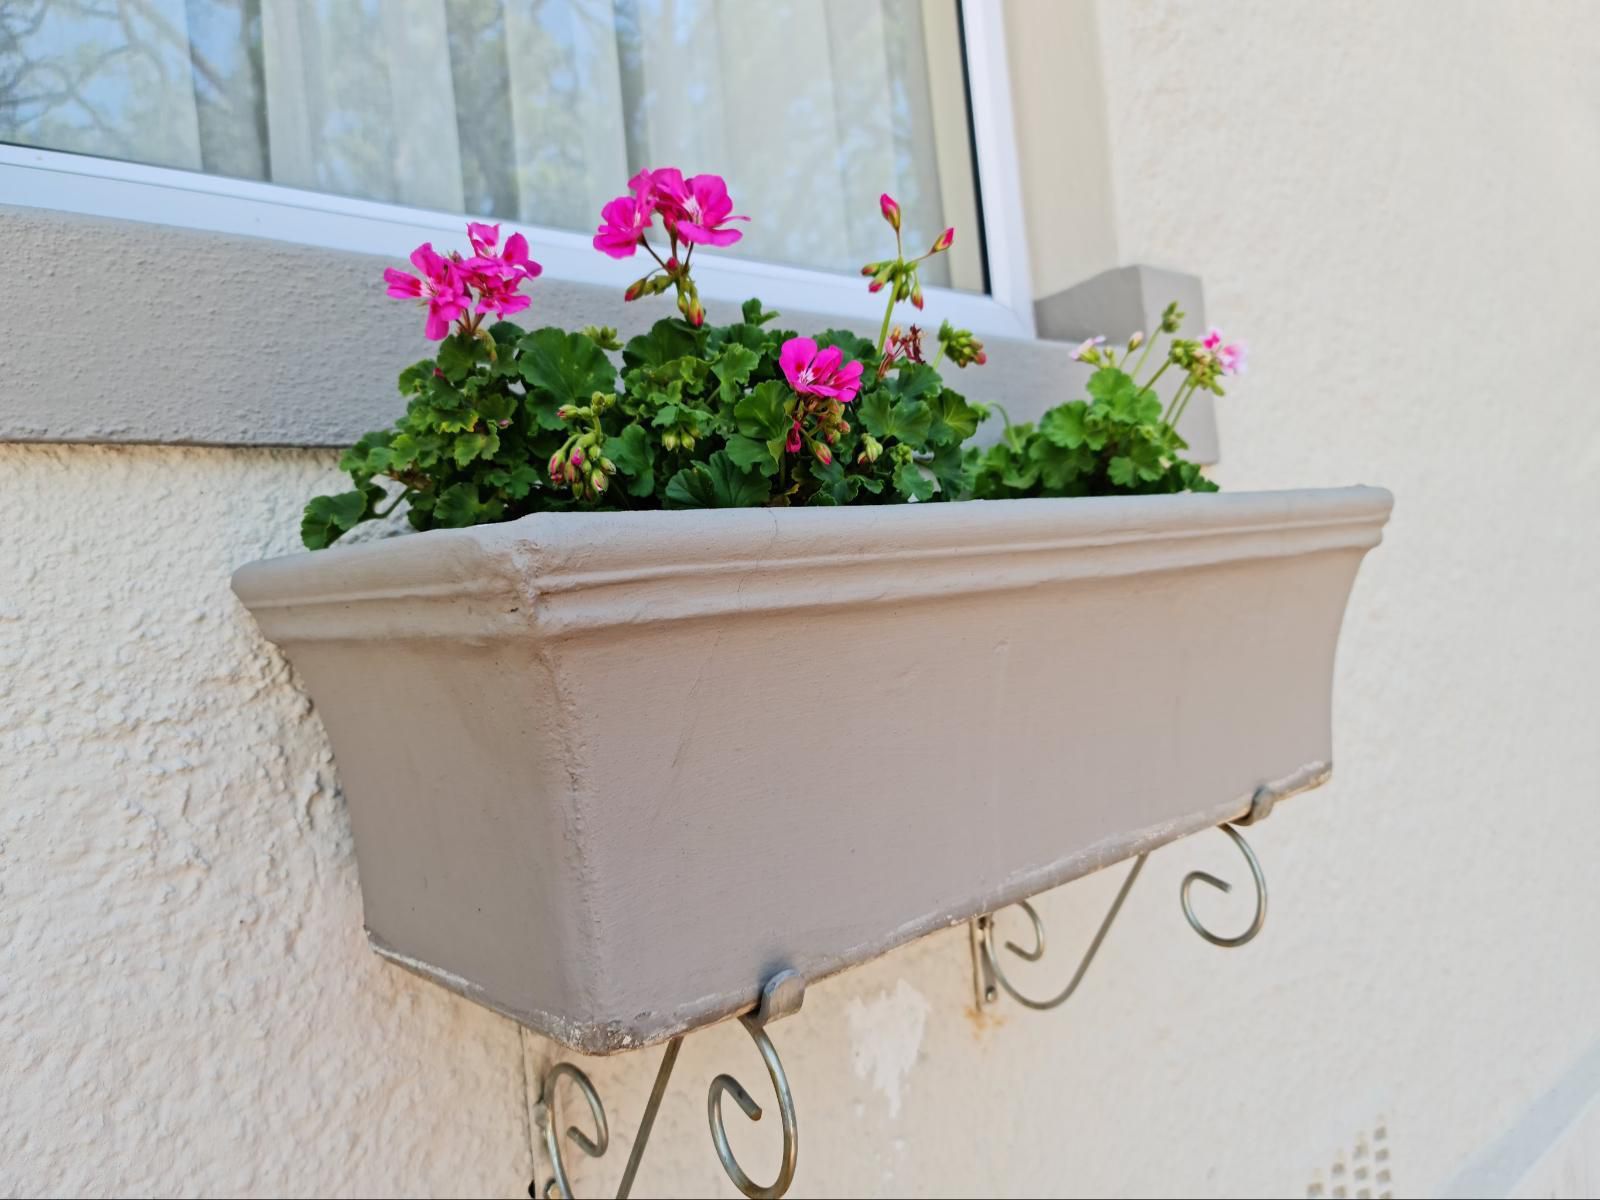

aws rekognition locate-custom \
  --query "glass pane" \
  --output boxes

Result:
[0,0,984,290]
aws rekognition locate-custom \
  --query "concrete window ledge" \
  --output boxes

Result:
[0,205,1218,462]
[231,485,1392,1053]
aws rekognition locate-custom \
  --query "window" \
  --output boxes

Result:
[0,0,1031,334]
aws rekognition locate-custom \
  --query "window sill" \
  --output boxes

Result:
[0,203,1218,462]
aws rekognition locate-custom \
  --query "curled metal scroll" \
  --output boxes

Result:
[974,821,1271,1012]
[978,852,1149,1010]
[532,975,801,1200]
[1180,823,1267,947]
[539,1062,610,1200]
[707,1015,800,1199]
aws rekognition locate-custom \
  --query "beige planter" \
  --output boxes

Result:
[232,486,1392,1053]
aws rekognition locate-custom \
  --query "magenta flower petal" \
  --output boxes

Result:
[779,337,819,390]
[383,267,422,299]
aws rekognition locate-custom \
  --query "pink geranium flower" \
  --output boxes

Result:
[654,171,748,248]
[779,337,865,404]
[461,222,541,318]
[466,222,542,279]
[384,244,468,340]
[594,194,655,259]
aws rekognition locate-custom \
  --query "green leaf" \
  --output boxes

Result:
[1086,367,1133,405]
[622,319,700,370]
[925,441,971,497]
[925,389,982,446]
[1039,401,1098,450]
[450,429,499,467]
[815,328,876,362]
[485,462,541,500]
[664,451,769,508]
[301,485,383,550]
[891,459,936,502]
[1028,437,1095,491]
[398,360,435,395]
[606,423,657,497]
[859,366,943,447]
[436,333,488,383]
[742,298,779,325]
[734,380,794,441]
[519,328,616,410]
[884,362,943,407]
[713,343,761,404]
[433,481,502,527]
[723,434,781,475]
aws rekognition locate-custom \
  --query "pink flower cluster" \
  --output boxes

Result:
[1204,328,1247,375]
[384,222,542,340]
[594,168,747,258]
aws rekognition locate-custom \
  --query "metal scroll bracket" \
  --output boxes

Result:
[972,784,1276,1012]
[533,969,804,1200]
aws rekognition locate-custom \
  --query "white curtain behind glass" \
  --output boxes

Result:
[0,0,978,288]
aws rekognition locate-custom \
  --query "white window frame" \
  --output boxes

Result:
[0,0,1034,340]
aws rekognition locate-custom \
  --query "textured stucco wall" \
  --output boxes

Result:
[4,1,1600,1197]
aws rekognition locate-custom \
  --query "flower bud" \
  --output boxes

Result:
[1128,331,1145,351]
[810,439,833,466]
[880,193,901,232]
[548,452,564,481]
[911,280,924,310]
[599,457,616,475]
[929,227,955,254]
[687,298,705,327]
[555,406,570,421]
[663,431,679,451]
[590,468,607,493]
[624,275,650,302]
[569,447,584,467]
[680,433,696,451]
[868,279,885,294]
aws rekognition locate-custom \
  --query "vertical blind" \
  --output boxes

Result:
[0,0,984,289]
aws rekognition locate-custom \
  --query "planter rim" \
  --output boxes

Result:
[234,485,1393,640]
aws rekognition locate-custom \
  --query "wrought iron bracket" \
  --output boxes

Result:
[533,970,803,1200]
[972,785,1279,1012]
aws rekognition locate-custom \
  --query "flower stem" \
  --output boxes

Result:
[1140,359,1173,401]
[876,284,897,356]
[1132,331,1158,380]
[1171,380,1196,432]
[375,488,413,518]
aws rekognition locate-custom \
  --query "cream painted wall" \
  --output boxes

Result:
[5,2,1600,1197]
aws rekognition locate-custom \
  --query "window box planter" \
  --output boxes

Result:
[232,486,1391,1053]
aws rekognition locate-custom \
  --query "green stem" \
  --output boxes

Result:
[1131,331,1158,380]
[930,343,946,369]
[1140,359,1173,402]
[990,402,1022,453]
[1170,384,1204,433]
[375,488,412,518]
[876,281,898,356]
[1162,378,1192,427]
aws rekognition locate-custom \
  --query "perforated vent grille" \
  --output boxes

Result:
[1306,1119,1394,1199]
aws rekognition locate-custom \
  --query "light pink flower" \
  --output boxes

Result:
[655,171,748,248]
[384,243,467,340]
[1069,335,1106,361]
[779,336,865,404]
[1205,327,1248,375]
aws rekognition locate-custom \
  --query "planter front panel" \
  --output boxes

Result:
[233,487,1392,1052]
